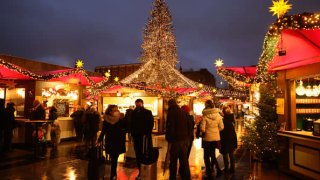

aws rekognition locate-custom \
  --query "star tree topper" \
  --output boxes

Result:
[269,0,292,18]
[215,58,224,67]
[76,59,84,68]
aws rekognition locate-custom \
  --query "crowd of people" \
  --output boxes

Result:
[95,98,237,180]
[0,97,238,180]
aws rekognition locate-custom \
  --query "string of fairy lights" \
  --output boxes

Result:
[0,58,109,87]
[0,58,45,80]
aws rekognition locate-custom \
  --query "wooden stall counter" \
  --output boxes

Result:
[277,130,320,179]
[13,117,76,145]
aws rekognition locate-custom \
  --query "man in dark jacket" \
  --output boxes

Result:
[166,99,191,180]
[130,99,154,179]
[70,107,85,141]
[83,107,100,153]
[3,103,16,152]
[0,99,6,153]
[30,100,46,120]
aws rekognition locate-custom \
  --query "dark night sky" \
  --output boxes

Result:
[0,0,319,73]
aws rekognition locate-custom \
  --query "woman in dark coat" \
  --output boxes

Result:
[98,105,125,180]
[220,106,238,174]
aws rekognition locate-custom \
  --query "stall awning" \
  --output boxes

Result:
[38,69,104,86]
[0,59,42,80]
[269,29,320,71]
[222,66,257,77]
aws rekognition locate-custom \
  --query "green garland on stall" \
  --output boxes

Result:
[217,67,254,91]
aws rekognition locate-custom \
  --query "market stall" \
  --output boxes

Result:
[0,58,107,143]
[261,13,320,179]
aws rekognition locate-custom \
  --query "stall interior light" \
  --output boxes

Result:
[305,85,313,97]
[296,80,305,96]
[17,88,25,98]
[116,91,121,97]
[42,85,79,100]
[296,80,320,97]
[0,88,5,99]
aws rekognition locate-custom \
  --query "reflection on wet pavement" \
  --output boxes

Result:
[0,118,293,180]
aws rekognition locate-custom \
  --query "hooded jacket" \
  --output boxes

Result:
[200,108,224,141]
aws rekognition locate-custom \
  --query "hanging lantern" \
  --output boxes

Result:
[296,80,305,96]
[305,85,313,97]
[313,85,319,97]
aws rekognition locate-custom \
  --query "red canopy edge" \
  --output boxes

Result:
[269,29,320,71]
[0,58,43,80]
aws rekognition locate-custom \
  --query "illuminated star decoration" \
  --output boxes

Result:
[114,76,119,82]
[104,72,111,78]
[76,59,84,68]
[269,0,292,19]
[215,58,224,67]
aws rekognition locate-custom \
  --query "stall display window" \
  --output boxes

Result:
[5,88,25,117]
[0,88,4,99]
[294,78,320,131]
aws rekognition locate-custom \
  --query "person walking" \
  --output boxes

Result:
[0,99,6,153]
[220,106,237,175]
[166,99,191,180]
[181,105,195,159]
[30,100,46,120]
[98,105,126,180]
[200,100,224,179]
[130,99,154,180]
[71,106,85,142]
[83,107,101,153]
[3,102,16,152]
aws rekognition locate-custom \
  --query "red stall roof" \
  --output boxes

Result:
[0,59,42,80]
[38,69,104,86]
[222,66,257,77]
[269,29,320,71]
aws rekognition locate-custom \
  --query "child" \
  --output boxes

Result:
[49,106,61,150]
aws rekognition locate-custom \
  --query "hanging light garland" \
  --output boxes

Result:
[0,58,44,80]
[296,80,320,97]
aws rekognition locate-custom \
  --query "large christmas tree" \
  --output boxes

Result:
[140,0,178,67]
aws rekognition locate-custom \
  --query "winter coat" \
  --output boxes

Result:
[71,110,85,130]
[166,105,190,143]
[49,108,58,121]
[30,104,46,120]
[123,108,133,133]
[0,101,5,130]
[220,114,238,153]
[200,108,224,142]
[99,114,126,155]
[83,111,101,139]
[130,107,154,137]
[186,113,195,140]
[3,106,16,130]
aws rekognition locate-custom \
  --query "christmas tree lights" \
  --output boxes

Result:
[140,0,178,67]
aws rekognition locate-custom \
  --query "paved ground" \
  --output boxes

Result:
[0,119,297,180]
